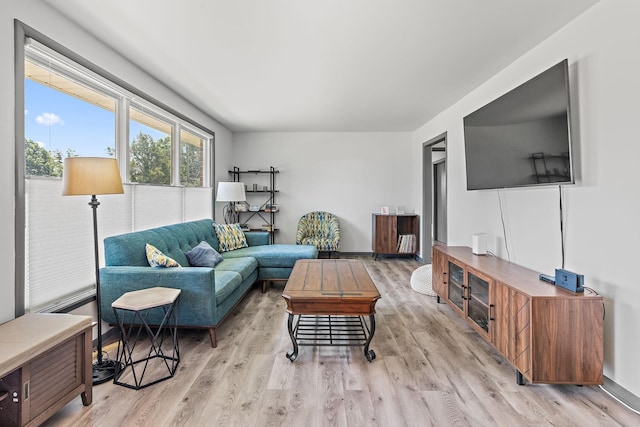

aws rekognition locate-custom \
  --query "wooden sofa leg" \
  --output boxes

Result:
[262,280,269,293]
[209,328,217,348]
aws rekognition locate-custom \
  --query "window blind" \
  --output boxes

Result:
[25,178,213,312]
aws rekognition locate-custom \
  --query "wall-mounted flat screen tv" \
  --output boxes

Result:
[463,59,574,190]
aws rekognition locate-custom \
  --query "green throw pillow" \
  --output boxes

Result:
[213,223,248,252]
[145,243,181,267]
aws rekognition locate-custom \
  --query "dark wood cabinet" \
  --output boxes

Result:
[432,244,603,385]
[371,214,419,259]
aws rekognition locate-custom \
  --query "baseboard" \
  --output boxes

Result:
[339,252,374,257]
[601,376,640,414]
[344,251,422,261]
[93,327,120,348]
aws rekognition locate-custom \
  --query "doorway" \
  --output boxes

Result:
[433,158,447,243]
[422,133,447,264]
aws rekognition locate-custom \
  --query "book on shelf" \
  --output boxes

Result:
[397,234,416,253]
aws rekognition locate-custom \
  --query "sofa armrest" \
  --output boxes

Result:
[99,266,217,326]
[246,231,270,247]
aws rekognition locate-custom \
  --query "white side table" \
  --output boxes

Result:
[111,287,181,390]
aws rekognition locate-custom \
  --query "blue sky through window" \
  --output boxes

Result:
[25,79,168,158]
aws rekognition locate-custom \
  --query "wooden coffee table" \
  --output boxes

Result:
[282,259,381,362]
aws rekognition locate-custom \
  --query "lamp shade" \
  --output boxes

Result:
[216,182,246,202]
[62,157,124,196]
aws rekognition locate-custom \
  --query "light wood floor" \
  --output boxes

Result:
[45,256,640,427]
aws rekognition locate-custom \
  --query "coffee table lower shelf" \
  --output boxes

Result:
[286,314,376,362]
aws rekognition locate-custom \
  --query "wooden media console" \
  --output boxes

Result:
[432,244,603,385]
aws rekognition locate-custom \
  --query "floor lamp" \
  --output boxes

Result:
[216,182,246,224]
[62,157,124,385]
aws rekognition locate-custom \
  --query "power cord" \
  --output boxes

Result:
[497,190,511,262]
[559,185,566,269]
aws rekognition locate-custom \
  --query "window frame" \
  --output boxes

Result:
[15,20,216,316]
[25,41,213,187]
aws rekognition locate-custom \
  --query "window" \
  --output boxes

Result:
[24,51,118,174]
[129,104,173,185]
[20,36,215,313]
[24,39,213,186]
[180,129,205,187]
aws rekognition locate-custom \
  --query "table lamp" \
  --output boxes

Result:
[216,181,246,223]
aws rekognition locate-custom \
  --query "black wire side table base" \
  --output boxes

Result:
[286,314,376,362]
[112,287,181,390]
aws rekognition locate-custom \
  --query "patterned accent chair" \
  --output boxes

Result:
[296,211,340,258]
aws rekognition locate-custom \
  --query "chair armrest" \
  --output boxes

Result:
[329,219,341,241]
[295,224,308,244]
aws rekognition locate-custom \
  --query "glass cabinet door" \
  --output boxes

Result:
[447,261,464,312]
[467,272,490,332]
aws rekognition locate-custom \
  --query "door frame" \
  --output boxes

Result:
[433,158,447,244]
[422,132,447,264]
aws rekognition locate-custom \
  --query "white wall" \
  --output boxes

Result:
[412,0,640,398]
[233,132,413,251]
[0,0,233,323]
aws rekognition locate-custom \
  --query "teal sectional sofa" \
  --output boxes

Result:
[99,219,317,347]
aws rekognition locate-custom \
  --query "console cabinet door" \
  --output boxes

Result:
[510,290,531,380]
[432,247,448,299]
[372,215,397,253]
[446,259,465,316]
[492,281,511,357]
[492,281,531,380]
[466,267,491,341]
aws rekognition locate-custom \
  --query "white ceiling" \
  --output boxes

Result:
[43,0,598,132]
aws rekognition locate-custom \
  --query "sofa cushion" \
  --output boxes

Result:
[214,223,248,252]
[215,257,258,282]
[214,270,244,305]
[105,219,220,267]
[146,243,181,267]
[185,241,223,267]
[298,237,339,252]
[222,244,318,268]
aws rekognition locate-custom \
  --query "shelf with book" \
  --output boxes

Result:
[371,213,419,259]
[229,166,279,244]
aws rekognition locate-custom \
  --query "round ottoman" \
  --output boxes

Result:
[410,264,436,296]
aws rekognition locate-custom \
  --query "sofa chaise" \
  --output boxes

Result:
[99,219,318,347]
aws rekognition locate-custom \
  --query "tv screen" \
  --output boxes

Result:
[463,59,574,190]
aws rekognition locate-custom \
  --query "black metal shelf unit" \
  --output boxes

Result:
[229,166,279,243]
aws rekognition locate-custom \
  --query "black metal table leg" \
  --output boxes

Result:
[516,370,525,385]
[286,313,298,362]
[363,314,376,362]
